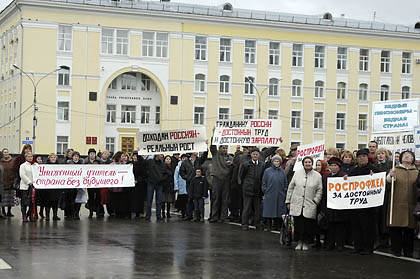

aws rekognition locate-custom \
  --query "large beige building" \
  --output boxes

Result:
[1,0,420,155]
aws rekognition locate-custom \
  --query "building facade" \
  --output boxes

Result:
[1,0,420,155]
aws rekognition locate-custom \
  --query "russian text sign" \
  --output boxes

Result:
[372,99,419,133]
[293,142,325,171]
[371,132,414,154]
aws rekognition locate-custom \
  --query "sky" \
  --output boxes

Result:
[1,0,419,26]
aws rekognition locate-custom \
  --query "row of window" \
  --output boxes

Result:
[194,73,412,100]
[0,101,16,125]
[105,104,161,124]
[58,136,116,155]
[57,26,413,74]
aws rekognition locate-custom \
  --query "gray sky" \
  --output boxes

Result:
[1,0,419,26]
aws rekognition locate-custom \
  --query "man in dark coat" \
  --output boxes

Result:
[189,168,209,222]
[145,154,167,221]
[85,148,104,218]
[348,148,376,255]
[239,148,265,231]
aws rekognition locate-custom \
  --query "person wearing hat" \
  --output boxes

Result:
[321,157,346,251]
[84,148,103,218]
[348,148,376,255]
[261,155,288,231]
[285,144,298,186]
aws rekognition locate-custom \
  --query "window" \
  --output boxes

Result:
[141,74,151,91]
[58,66,70,86]
[269,78,279,96]
[402,52,411,74]
[381,51,391,73]
[244,77,255,95]
[337,47,347,70]
[155,106,160,124]
[116,30,128,55]
[291,111,301,129]
[57,102,69,121]
[336,143,345,151]
[314,45,325,68]
[194,106,205,125]
[194,74,205,93]
[402,86,410,99]
[156,32,168,58]
[56,136,68,155]
[381,85,389,101]
[336,113,346,130]
[58,25,72,51]
[121,74,136,90]
[359,83,368,101]
[337,82,346,100]
[142,32,154,57]
[269,42,280,65]
[108,79,117,89]
[219,75,230,93]
[195,36,207,60]
[314,81,324,98]
[292,44,303,66]
[292,79,302,97]
[106,104,116,123]
[218,108,230,120]
[105,137,115,154]
[141,106,150,124]
[244,109,254,119]
[220,38,231,62]
[268,110,278,120]
[101,28,114,54]
[358,114,368,131]
[359,49,369,71]
[314,112,324,129]
[244,40,256,63]
[121,105,136,123]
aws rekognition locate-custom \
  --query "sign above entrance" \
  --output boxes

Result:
[136,127,207,155]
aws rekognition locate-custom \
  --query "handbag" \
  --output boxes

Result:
[12,177,20,191]
[279,214,294,246]
[413,202,420,220]
[317,211,328,230]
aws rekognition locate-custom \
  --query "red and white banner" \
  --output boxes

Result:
[327,172,386,210]
[137,127,207,155]
[32,164,135,189]
[212,119,282,146]
[293,142,325,171]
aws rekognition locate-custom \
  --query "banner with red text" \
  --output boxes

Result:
[32,164,135,189]
[327,172,386,210]
[212,119,282,146]
[137,127,207,155]
[293,142,325,171]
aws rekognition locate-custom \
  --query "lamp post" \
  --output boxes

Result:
[13,64,63,153]
[245,76,268,119]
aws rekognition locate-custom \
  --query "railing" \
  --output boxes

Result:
[38,0,420,34]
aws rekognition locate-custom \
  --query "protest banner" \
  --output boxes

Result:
[293,142,325,171]
[327,172,386,210]
[136,127,207,155]
[212,119,281,146]
[32,164,135,189]
[371,132,414,154]
[414,126,420,160]
[372,99,419,134]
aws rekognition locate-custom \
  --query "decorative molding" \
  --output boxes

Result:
[21,21,57,29]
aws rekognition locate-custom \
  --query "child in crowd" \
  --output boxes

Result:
[189,168,208,222]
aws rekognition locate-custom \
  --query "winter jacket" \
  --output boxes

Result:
[373,160,393,174]
[210,143,233,180]
[0,165,3,196]
[262,165,288,218]
[286,169,323,219]
[146,157,166,185]
[239,160,265,197]
[179,151,208,183]
[19,161,33,190]
[162,163,174,194]
[341,163,355,175]
[174,161,187,195]
[189,176,209,199]
[0,156,15,189]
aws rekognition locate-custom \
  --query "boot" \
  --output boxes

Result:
[22,213,28,223]
[45,207,51,221]
[166,204,171,218]
[191,211,199,222]
[162,204,166,218]
[52,207,60,221]
[88,210,93,219]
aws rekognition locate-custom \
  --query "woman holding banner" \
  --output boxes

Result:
[387,150,418,258]
[286,156,323,251]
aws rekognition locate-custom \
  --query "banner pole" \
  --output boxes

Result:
[389,140,396,225]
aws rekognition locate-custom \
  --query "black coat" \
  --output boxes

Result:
[146,158,166,185]
[348,163,374,177]
[373,160,393,174]
[189,176,209,199]
[239,160,265,197]
[341,163,355,175]
[162,164,174,194]
[322,171,347,222]
[179,151,208,183]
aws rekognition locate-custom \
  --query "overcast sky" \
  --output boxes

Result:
[1,0,419,26]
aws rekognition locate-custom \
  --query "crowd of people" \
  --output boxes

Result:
[0,138,419,258]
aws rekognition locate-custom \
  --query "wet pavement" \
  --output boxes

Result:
[1,209,420,279]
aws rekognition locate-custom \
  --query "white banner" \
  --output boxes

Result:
[327,172,386,210]
[136,127,207,155]
[372,99,419,133]
[293,142,325,171]
[414,126,420,160]
[32,164,135,189]
[212,119,282,146]
[371,132,414,154]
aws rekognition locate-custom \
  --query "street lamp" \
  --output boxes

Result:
[13,64,64,153]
